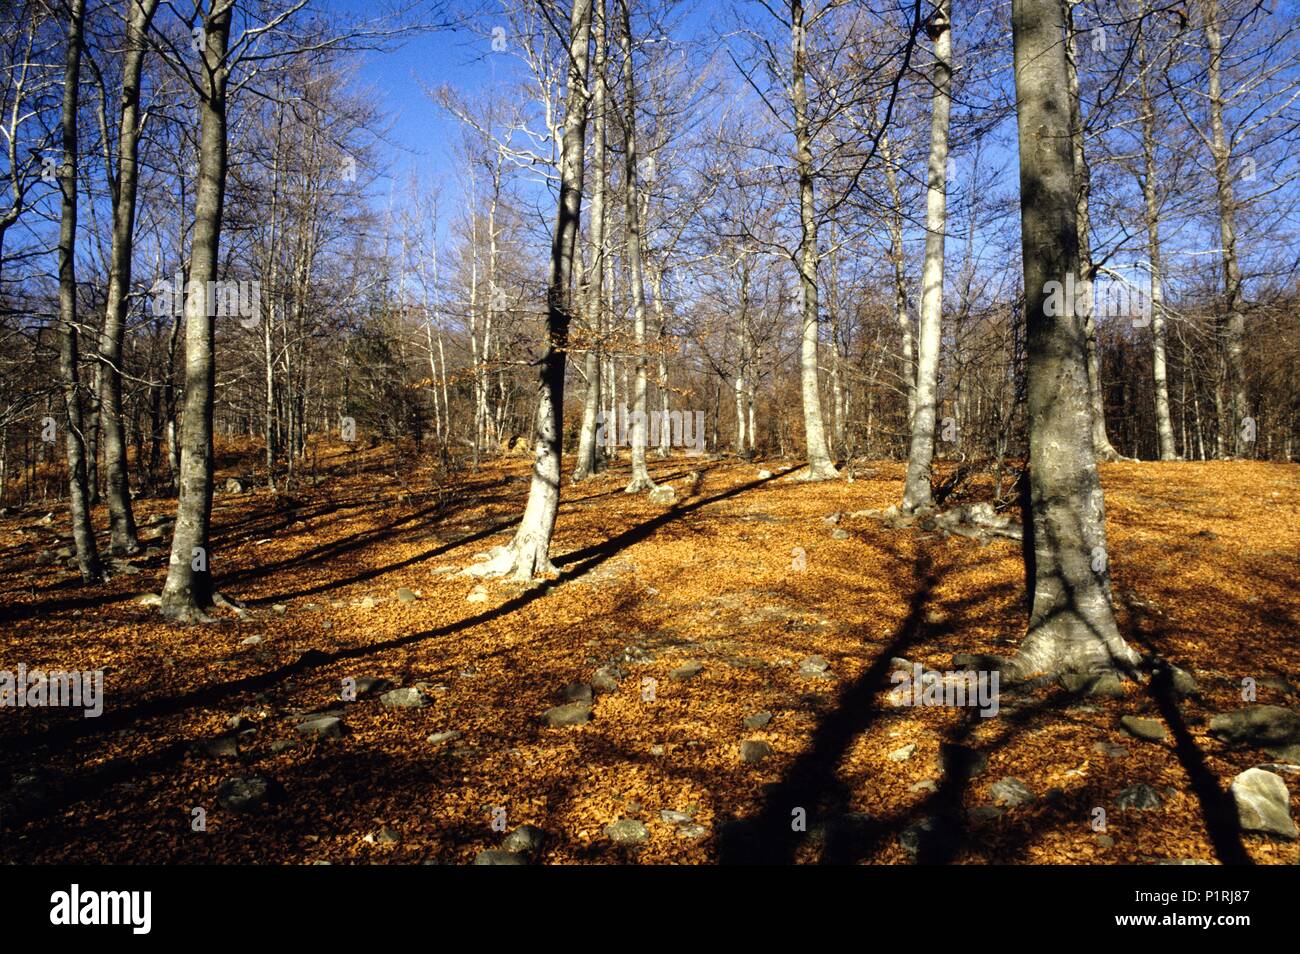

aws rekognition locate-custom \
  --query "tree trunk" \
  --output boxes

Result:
[791,0,837,480]
[57,0,101,584]
[1201,0,1248,457]
[471,0,593,579]
[573,0,607,482]
[881,131,915,430]
[1008,0,1140,677]
[98,0,160,555]
[1138,31,1178,461]
[160,0,232,620]
[901,1,951,513]
[620,0,655,493]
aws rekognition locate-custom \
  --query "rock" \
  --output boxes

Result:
[198,737,241,759]
[427,730,463,745]
[136,593,162,607]
[562,682,593,704]
[271,603,287,615]
[592,666,623,693]
[887,743,917,762]
[1059,671,1124,697]
[501,824,546,856]
[830,528,850,540]
[1121,715,1168,743]
[743,711,773,730]
[359,596,377,609]
[740,740,775,763]
[669,660,703,682]
[269,740,298,754]
[474,849,528,865]
[648,485,677,505]
[1210,706,1300,748]
[216,776,277,814]
[1095,834,1115,849]
[353,676,391,699]
[660,809,693,824]
[296,716,344,740]
[909,779,939,794]
[224,476,252,494]
[798,655,831,678]
[1229,767,1297,839]
[396,587,418,603]
[756,470,772,479]
[1116,783,1163,810]
[239,635,263,646]
[989,777,1035,807]
[1093,741,1129,759]
[542,702,592,727]
[605,819,648,845]
[678,823,708,840]
[365,825,399,845]
[380,687,432,709]
[466,586,488,604]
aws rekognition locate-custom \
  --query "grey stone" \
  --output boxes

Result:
[989,777,1035,807]
[1093,742,1129,759]
[1229,767,1297,839]
[887,743,917,762]
[1121,715,1168,743]
[592,667,622,693]
[562,682,593,703]
[1116,783,1163,810]
[296,716,344,740]
[239,635,263,646]
[427,730,463,745]
[660,809,693,824]
[1210,706,1300,748]
[830,528,850,540]
[649,485,677,505]
[380,687,432,709]
[501,824,545,856]
[474,849,527,865]
[669,660,703,682]
[743,711,773,730]
[396,587,418,603]
[740,740,775,764]
[216,776,276,814]
[198,736,241,758]
[353,676,391,698]
[365,825,399,844]
[542,702,592,727]
[606,819,649,845]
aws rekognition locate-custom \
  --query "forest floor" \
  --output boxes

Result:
[1,443,1297,864]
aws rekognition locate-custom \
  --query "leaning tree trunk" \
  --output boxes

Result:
[98,0,160,555]
[573,0,607,482]
[57,0,100,584]
[1202,0,1248,458]
[1063,0,1124,462]
[900,1,952,513]
[469,0,593,579]
[791,0,837,480]
[1138,32,1178,461]
[1008,0,1141,678]
[620,0,655,493]
[160,0,232,621]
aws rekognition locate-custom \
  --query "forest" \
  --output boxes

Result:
[0,0,1297,876]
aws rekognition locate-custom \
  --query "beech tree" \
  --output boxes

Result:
[1006,0,1140,677]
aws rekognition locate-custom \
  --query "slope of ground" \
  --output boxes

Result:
[0,446,1297,864]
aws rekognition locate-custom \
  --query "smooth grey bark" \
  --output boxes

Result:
[901,1,952,513]
[160,0,232,620]
[470,0,593,579]
[620,0,655,493]
[573,0,606,482]
[1063,0,1124,462]
[1201,0,1248,457]
[791,0,836,480]
[881,131,915,428]
[1137,31,1178,460]
[1008,0,1141,677]
[98,0,160,555]
[57,0,100,584]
